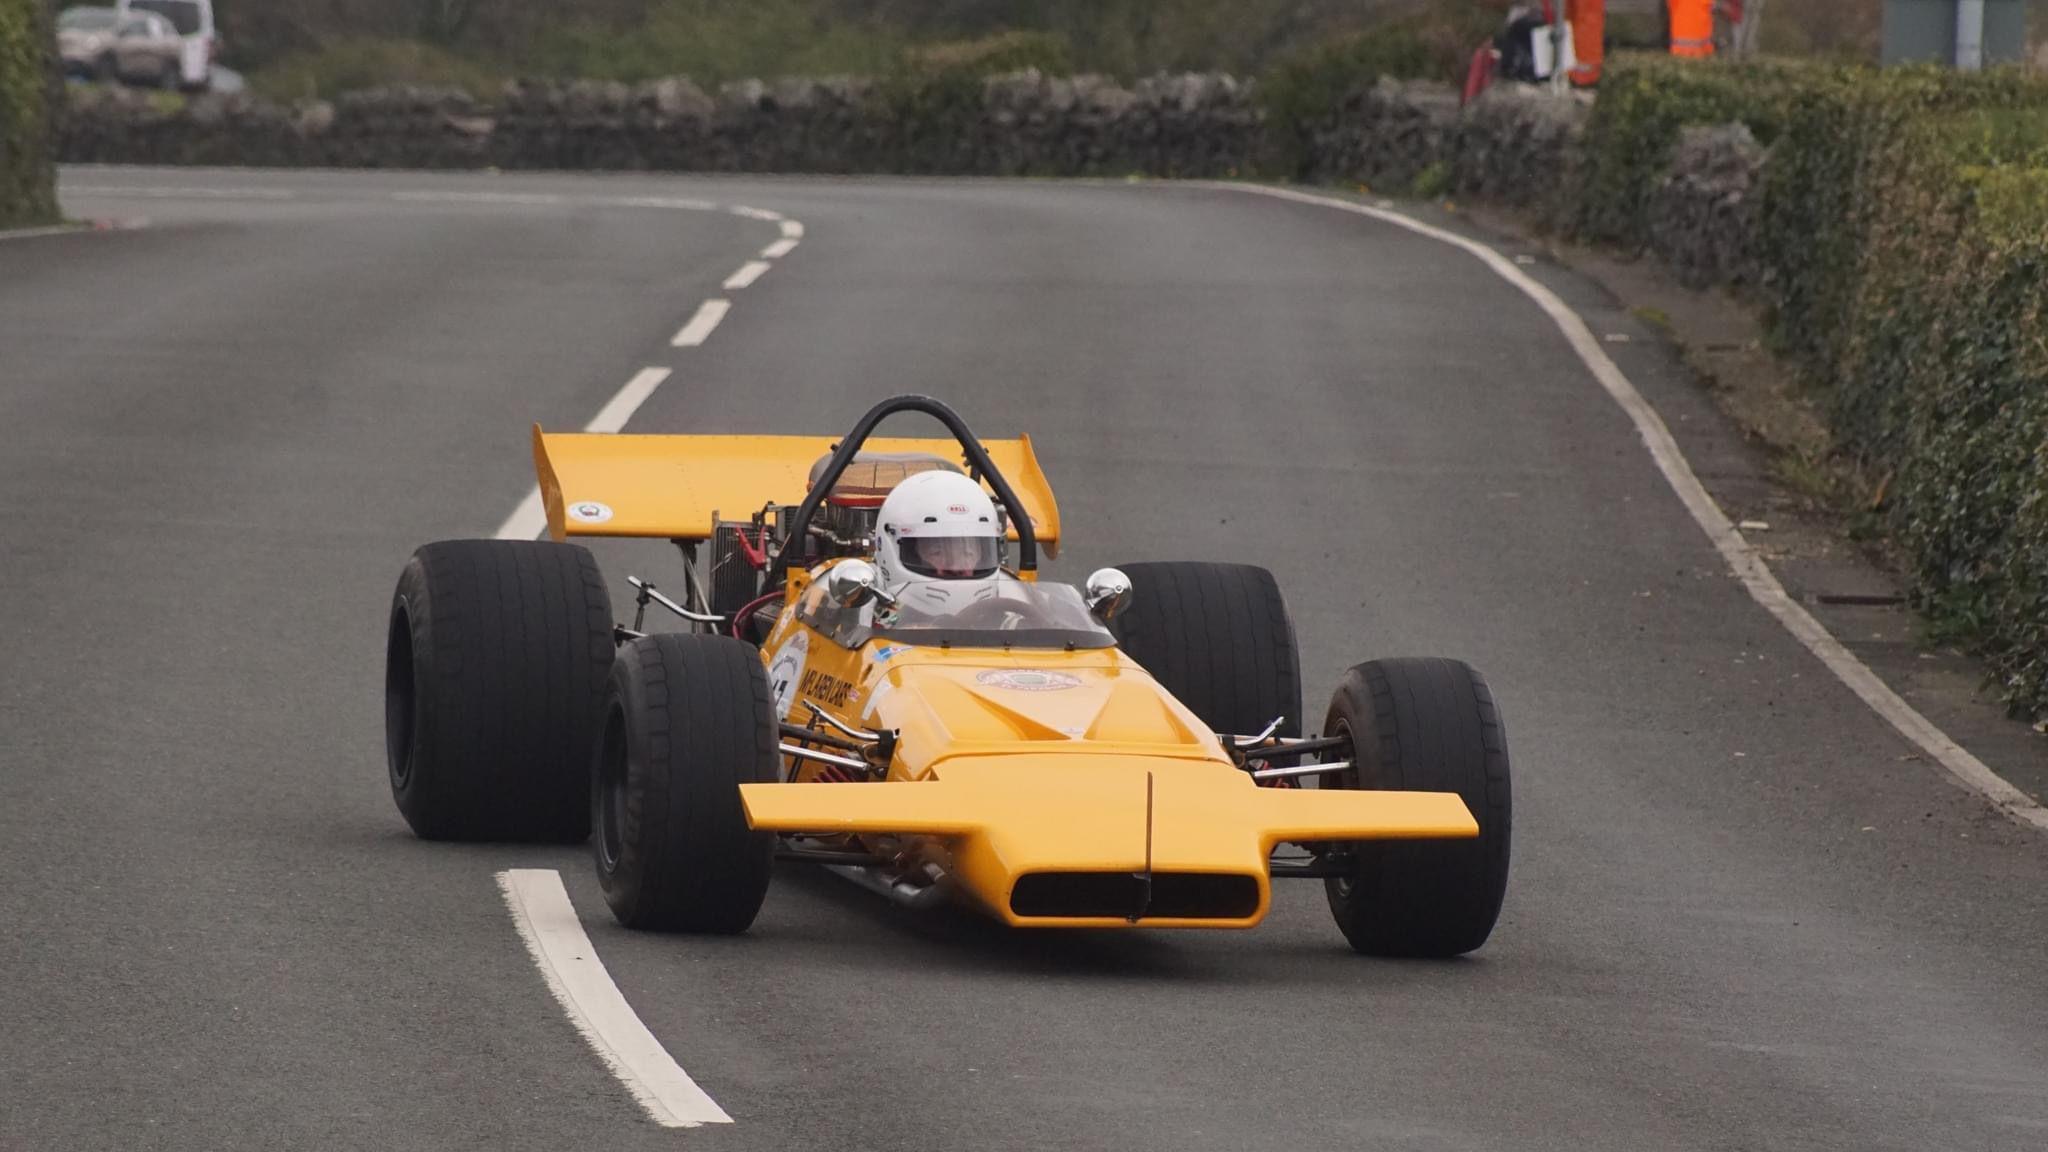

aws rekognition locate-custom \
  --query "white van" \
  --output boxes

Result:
[115,0,215,89]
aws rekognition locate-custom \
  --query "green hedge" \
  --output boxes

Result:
[0,0,59,227]
[1572,55,1812,247]
[1579,56,2048,718]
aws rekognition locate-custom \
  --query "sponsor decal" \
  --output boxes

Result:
[767,632,809,720]
[873,644,908,662]
[799,667,855,708]
[567,500,614,525]
[947,503,969,515]
[974,669,1083,692]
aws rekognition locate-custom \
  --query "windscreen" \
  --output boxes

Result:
[800,577,1113,650]
[129,0,202,34]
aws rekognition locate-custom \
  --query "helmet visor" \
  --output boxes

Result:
[902,535,999,579]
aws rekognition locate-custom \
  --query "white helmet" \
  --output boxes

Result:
[874,470,1002,592]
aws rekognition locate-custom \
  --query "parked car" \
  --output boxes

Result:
[57,7,122,80]
[116,0,216,89]
[59,7,185,89]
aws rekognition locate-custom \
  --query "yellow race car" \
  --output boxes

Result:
[384,396,1511,956]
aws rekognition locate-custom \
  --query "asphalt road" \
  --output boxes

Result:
[6,167,2048,1152]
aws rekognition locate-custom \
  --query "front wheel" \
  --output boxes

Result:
[1105,560,1302,738]
[1320,657,1512,957]
[594,633,780,932]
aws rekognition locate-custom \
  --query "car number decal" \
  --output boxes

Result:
[767,631,809,720]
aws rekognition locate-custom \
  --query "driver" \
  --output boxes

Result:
[872,470,1005,611]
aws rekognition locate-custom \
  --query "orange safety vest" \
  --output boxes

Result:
[1567,0,1605,86]
[1668,0,1716,57]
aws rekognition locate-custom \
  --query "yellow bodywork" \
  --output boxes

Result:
[526,427,1473,929]
[741,585,1477,929]
[531,426,1060,555]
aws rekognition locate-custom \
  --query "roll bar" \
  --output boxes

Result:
[773,395,1040,575]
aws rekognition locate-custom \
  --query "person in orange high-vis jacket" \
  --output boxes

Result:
[1668,0,1716,56]
[1567,0,1605,86]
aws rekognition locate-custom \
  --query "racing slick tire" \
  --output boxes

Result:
[594,633,779,933]
[1320,658,1512,958]
[384,539,613,843]
[1106,561,1302,738]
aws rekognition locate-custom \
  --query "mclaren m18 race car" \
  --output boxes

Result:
[384,396,1511,955]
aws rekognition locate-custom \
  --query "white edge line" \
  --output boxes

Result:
[730,205,784,222]
[584,366,672,434]
[607,195,719,211]
[61,185,296,200]
[0,224,91,242]
[392,190,565,205]
[672,299,732,347]
[760,237,800,259]
[722,260,772,291]
[1215,181,2048,833]
[496,870,732,1128]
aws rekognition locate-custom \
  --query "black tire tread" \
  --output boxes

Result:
[598,633,778,933]
[1107,561,1302,738]
[388,539,612,842]
[1324,657,1512,957]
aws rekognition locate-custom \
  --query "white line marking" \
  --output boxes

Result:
[391,190,565,206]
[493,488,548,542]
[61,185,296,200]
[722,260,772,291]
[671,299,732,347]
[605,195,720,212]
[1220,182,2048,833]
[0,224,87,242]
[730,205,784,222]
[584,367,672,434]
[497,870,733,1128]
[779,220,804,239]
[760,237,800,259]
[493,365,676,539]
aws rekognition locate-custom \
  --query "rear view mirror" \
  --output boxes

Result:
[1085,568,1132,621]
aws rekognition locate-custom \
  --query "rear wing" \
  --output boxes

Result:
[530,425,1061,557]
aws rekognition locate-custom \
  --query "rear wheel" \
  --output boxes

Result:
[594,633,779,932]
[1106,561,1301,737]
[385,540,613,842]
[1320,658,1512,957]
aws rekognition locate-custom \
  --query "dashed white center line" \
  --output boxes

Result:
[760,237,799,259]
[498,870,732,1128]
[584,367,673,434]
[722,261,773,290]
[671,299,732,347]
[779,220,804,239]
[492,488,549,542]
